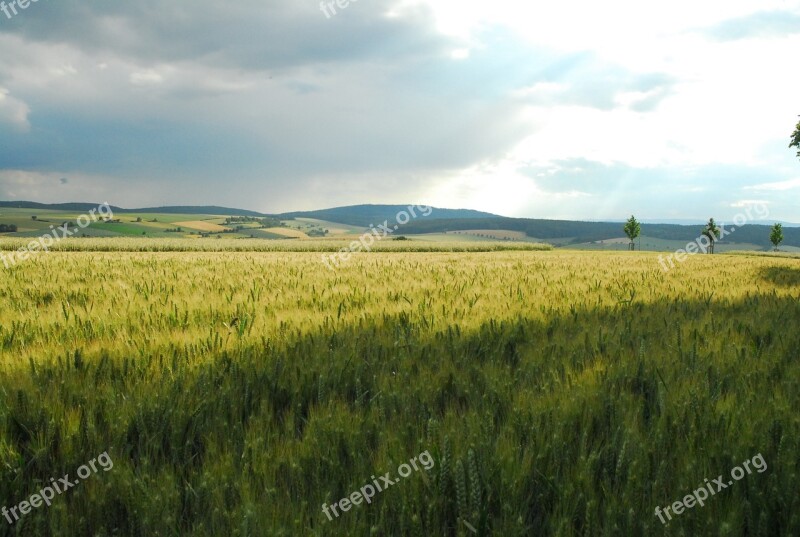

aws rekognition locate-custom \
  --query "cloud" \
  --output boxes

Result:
[744,178,800,191]
[707,10,800,41]
[1,1,451,71]
[129,69,164,86]
[0,169,156,205]
[730,199,769,208]
[0,12,536,202]
[0,87,30,130]
[483,157,800,220]
[0,0,798,221]
[511,52,675,112]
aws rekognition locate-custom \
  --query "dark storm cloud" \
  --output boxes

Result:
[1,0,448,70]
[0,0,541,208]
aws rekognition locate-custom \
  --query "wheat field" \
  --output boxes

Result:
[0,250,798,536]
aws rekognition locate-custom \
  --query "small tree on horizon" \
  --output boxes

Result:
[623,215,641,251]
[770,223,784,252]
[703,218,721,254]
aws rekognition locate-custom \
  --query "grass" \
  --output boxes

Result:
[0,249,797,536]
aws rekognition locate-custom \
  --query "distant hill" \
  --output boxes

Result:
[2,201,796,249]
[0,201,116,212]
[122,206,268,217]
[397,217,800,249]
[279,204,498,227]
[0,201,267,217]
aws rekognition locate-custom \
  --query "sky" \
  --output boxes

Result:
[0,0,799,221]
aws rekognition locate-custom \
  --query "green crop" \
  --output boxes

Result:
[0,250,797,536]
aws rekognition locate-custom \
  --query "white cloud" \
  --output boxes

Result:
[423,159,541,217]
[409,0,800,172]
[744,178,800,191]
[130,69,164,86]
[0,88,30,131]
[730,199,769,207]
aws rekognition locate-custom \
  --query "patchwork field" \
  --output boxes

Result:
[289,218,366,236]
[173,221,230,233]
[0,249,798,536]
[261,227,309,239]
[447,230,529,241]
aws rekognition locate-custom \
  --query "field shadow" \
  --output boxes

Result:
[758,265,800,287]
[1,292,799,535]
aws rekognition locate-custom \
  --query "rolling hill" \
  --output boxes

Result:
[0,201,267,217]
[278,204,498,227]
[1,202,797,250]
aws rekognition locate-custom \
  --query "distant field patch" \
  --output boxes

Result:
[243,229,289,239]
[595,237,630,244]
[448,230,528,240]
[174,221,229,232]
[292,218,364,235]
[263,227,308,239]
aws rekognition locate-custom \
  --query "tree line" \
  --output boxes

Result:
[624,216,785,252]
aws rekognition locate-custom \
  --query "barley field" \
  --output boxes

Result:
[0,250,798,536]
